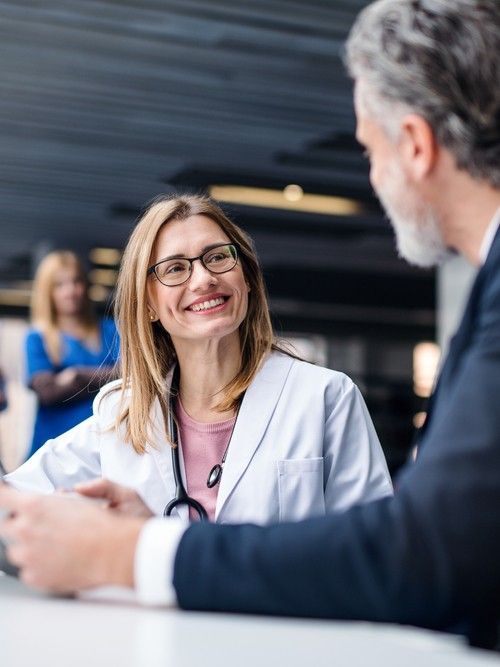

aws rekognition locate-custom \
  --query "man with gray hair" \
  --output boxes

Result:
[1,0,500,650]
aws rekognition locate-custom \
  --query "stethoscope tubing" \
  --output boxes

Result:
[162,366,208,522]
[163,405,208,521]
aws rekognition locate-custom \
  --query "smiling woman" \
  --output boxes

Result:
[5,195,392,526]
[146,217,249,352]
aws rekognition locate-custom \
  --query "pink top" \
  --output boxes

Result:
[175,398,236,522]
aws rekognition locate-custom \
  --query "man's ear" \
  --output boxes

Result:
[399,114,438,181]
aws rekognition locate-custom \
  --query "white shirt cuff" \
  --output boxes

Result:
[134,517,187,606]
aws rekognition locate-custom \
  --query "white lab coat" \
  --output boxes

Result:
[6,352,392,524]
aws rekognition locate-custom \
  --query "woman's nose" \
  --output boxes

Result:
[188,259,217,290]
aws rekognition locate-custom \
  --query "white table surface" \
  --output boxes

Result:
[1,573,498,667]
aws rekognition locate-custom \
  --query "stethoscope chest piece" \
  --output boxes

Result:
[207,463,223,489]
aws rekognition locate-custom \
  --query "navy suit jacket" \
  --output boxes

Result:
[174,228,500,647]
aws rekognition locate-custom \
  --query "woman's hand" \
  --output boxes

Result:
[74,479,154,519]
[55,367,79,386]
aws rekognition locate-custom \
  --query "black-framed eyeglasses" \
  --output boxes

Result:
[147,243,239,287]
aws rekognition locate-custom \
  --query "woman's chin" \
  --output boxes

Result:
[176,321,241,345]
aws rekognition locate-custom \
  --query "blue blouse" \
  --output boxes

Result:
[25,318,120,458]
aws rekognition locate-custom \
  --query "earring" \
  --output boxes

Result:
[149,311,157,321]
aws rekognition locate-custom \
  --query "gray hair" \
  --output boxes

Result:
[345,0,500,187]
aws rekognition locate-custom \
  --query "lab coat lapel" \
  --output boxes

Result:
[215,353,294,520]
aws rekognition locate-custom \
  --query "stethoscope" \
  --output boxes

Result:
[161,366,238,522]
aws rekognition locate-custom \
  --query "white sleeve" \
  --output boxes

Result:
[134,517,187,606]
[4,417,101,493]
[323,377,393,512]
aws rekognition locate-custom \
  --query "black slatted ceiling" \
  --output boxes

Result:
[0,0,434,337]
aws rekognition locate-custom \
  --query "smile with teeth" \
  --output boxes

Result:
[189,296,227,312]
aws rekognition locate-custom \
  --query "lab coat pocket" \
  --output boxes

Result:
[277,457,325,522]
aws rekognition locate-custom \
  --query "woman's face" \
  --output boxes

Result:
[51,266,86,318]
[147,215,249,346]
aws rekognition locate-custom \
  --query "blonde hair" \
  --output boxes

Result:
[115,194,282,454]
[31,250,97,365]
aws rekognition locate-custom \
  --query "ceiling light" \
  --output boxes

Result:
[283,184,303,202]
[89,248,122,266]
[0,288,31,307]
[209,185,361,216]
[413,342,441,397]
[89,268,119,287]
[412,411,427,429]
[88,285,111,302]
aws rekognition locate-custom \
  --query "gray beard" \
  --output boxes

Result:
[376,164,452,268]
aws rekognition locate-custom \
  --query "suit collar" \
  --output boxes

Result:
[215,352,294,519]
[483,222,500,269]
[439,227,500,367]
[451,225,500,348]
[479,208,500,265]
[420,228,500,442]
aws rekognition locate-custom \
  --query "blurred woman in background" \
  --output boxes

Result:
[25,250,119,459]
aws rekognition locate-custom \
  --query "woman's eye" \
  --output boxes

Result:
[206,253,226,264]
[164,263,186,275]
[159,262,186,276]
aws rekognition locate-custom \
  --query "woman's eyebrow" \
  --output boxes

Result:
[157,253,186,262]
[158,242,229,262]
[201,242,230,252]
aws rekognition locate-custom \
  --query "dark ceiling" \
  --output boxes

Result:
[0,0,435,340]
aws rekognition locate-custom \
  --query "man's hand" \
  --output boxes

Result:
[74,479,154,518]
[0,484,145,594]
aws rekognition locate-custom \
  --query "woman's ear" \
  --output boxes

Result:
[147,306,159,322]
